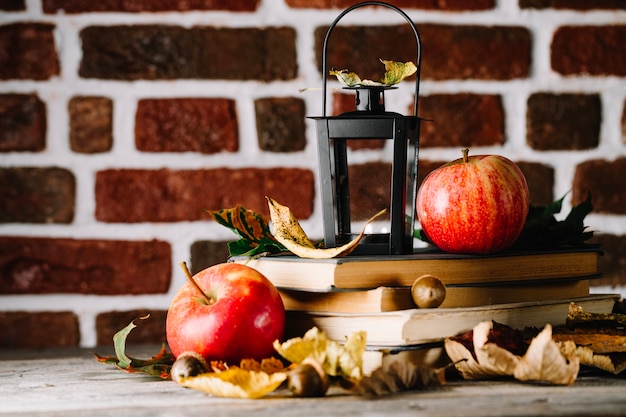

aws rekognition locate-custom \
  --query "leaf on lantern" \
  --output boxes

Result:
[376,59,417,86]
[330,60,417,87]
[329,69,362,87]
[514,324,579,385]
[178,368,288,399]
[356,360,447,397]
[206,205,287,256]
[94,315,175,379]
[267,196,386,259]
[446,321,578,385]
[273,326,366,381]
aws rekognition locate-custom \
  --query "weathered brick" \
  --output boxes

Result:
[0,312,79,349]
[95,168,315,222]
[197,27,297,81]
[69,96,113,154]
[96,310,167,346]
[0,167,75,223]
[286,0,494,9]
[418,94,504,148]
[255,97,306,152]
[330,92,385,150]
[0,237,171,294]
[516,161,554,207]
[135,98,238,153]
[190,240,231,274]
[520,0,626,10]
[572,157,626,214]
[552,26,626,76]
[0,23,59,80]
[43,0,259,13]
[0,93,46,152]
[0,0,25,11]
[79,26,297,81]
[526,93,601,150]
[589,234,626,287]
[315,24,530,81]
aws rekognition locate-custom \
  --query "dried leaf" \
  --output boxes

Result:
[206,205,287,256]
[329,59,417,87]
[445,321,520,380]
[552,302,626,374]
[357,361,446,397]
[514,324,579,385]
[558,341,626,375]
[329,69,362,87]
[566,301,626,328]
[446,321,578,385]
[179,368,287,399]
[273,327,366,381]
[94,315,175,379]
[267,196,386,258]
[377,59,417,85]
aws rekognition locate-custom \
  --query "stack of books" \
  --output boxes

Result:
[232,246,617,374]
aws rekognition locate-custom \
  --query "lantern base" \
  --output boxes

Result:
[337,233,413,256]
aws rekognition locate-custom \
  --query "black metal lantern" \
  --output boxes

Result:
[312,2,422,255]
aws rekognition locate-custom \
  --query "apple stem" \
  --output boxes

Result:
[179,261,214,305]
[462,148,470,163]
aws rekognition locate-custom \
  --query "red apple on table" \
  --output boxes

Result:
[166,263,286,363]
[416,149,529,255]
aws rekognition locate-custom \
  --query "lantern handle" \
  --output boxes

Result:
[320,1,422,117]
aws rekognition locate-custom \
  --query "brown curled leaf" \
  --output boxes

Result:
[514,324,579,385]
[267,196,386,259]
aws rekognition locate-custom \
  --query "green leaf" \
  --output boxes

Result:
[206,205,288,257]
[94,315,175,379]
[514,192,594,249]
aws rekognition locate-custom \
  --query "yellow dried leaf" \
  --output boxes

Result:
[329,60,417,87]
[378,59,417,85]
[329,69,362,87]
[179,368,287,399]
[266,196,386,259]
[274,327,366,380]
[514,324,579,385]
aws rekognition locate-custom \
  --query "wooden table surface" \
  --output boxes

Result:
[1,346,625,417]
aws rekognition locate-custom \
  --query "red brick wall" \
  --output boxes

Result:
[1,0,625,349]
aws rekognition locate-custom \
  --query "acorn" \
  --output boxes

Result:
[287,357,329,397]
[170,351,209,385]
[411,274,447,308]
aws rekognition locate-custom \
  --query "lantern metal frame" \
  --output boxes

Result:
[312,1,422,255]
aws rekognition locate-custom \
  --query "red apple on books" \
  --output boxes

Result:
[166,263,286,363]
[416,149,530,255]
